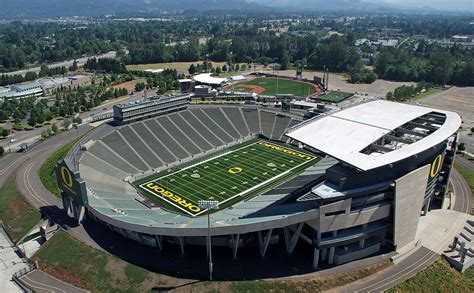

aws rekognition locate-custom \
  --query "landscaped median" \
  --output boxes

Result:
[38,138,79,197]
[0,175,41,243]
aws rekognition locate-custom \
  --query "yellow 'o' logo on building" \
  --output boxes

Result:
[430,154,443,178]
[61,166,74,188]
[228,167,243,174]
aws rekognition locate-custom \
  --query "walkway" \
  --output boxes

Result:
[19,270,88,293]
[0,225,28,293]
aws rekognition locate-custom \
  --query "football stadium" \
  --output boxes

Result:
[56,96,461,272]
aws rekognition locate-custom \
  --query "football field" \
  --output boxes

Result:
[137,140,317,217]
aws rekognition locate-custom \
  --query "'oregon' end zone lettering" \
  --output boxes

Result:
[144,182,201,215]
[258,142,313,160]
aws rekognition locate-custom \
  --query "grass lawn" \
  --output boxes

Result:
[111,78,146,91]
[34,230,391,292]
[39,138,79,197]
[455,161,474,194]
[411,88,442,101]
[313,91,353,103]
[127,61,228,72]
[0,175,41,243]
[233,77,317,96]
[135,140,318,216]
[455,161,474,213]
[387,257,474,292]
[33,230,164,292]
[229,260,391,292]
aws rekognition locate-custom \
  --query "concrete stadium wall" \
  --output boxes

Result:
[393,164,430,251]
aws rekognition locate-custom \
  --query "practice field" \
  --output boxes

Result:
[136,140,317,217]
[232,77,318,97]
[313,91,353,103]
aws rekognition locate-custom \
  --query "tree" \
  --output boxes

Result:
[1,128,9,137]
[134,82,146,92]
[63,118,71,130]
[215,67,222,75]
[0,146,4,157]
[188,64,196,75]
[222,64,228,72]
[28,115,37,127]
[70,60,78,71]
[52,123,59,133]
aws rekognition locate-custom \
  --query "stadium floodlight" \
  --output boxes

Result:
[198,199,219,281]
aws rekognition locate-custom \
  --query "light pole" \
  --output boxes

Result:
[198,198,219,281]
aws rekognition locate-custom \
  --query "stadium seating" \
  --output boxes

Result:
[118,126,163,169]
[260,111,276,137]
[101,132,149,171]
[129,123,177,164]
[179,111,222,147]
[86,107,299,178]
[242,108,261,134]
[143,119,189,159]
[221,107,250,137]
[190,109,234,143]
[202,108,241,139]
[271,115,292,140]
[155,116,201,155]
[88,141,138,174]
[80,106,308,226]
[167,113,214,151]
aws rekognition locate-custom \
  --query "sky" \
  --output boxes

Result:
[255,0,473,11]
[371,0,473,11]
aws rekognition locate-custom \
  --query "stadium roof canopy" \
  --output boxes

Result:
[286,100,461,171]
[193,73,226,85]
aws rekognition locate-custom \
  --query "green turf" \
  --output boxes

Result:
[313,91,353,103]
[135,140,317,216]
[233,77,317,96]
[0,175,41,243]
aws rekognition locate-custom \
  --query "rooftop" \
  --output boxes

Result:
[286,100,461,171]
[193,73,226,85]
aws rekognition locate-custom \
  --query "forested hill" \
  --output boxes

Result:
[0,0,266,19]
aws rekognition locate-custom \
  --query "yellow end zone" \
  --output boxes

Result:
[257,141,313,160]
[143,182,202,215]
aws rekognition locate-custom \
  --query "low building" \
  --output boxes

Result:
[113,94,191,124]
[193,73,227,88]
[0,81,43,100]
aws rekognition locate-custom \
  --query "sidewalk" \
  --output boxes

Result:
[0,225,28,293]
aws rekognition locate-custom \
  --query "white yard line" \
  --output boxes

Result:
[139,140,315,217]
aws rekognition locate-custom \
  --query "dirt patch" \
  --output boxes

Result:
[112,78,145,91]
[7,199,25,219]
[234,83,266,94]
[106,258,128,287]
[38,263,87,290]
[139,273,196,292]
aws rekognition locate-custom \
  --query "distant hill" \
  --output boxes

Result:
[0,0,267,19]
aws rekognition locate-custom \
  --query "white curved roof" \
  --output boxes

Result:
[287,100,461,171]
[193,73,226,85]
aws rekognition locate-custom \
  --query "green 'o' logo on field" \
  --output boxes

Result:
[228,167,243,174]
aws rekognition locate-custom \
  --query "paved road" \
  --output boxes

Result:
[4,51,116,77]
[19,270,88,293]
